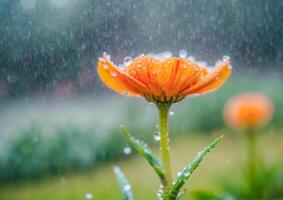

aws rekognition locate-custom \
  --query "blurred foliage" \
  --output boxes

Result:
[219,165,283,199]
[0,0,283,97]
[190,166,283,200]
[0,124,126,182]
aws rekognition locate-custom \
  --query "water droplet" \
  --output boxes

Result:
[184,172,191,177]
[103,52,111,60]
[124,56,133,66]
[187,56,195,61]
[169,111,174,116]
[110,71,117,77]
[85,193,93,199]
[179,49,187,58]
[154,133,161,141]
[177,172,182,177]
[223,55,230,61]
[102,64,108,69]
[123,146,132,155]
[124,184,131,191]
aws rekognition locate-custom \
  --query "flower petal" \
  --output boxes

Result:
[97,58,148,96]
[181,59,231,95]
[127,56,163,96]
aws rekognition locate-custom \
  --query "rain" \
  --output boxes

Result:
[0,0,283,199]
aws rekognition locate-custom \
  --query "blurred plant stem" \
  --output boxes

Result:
[246,129,257,198]
[157,103,173,192]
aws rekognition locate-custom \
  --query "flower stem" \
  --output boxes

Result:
[157,103,173,191]
[246,129,257,197]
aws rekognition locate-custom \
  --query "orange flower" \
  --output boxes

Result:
[224,92,274,130]
[97,53,232,103]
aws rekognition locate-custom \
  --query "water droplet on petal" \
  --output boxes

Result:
[102,64,108,69]
[103,52,111,60]
[187,56,195,61]
[223,55,230,61]
[179,49,187,58]
[110,71,117,77]
[124,56,133,66]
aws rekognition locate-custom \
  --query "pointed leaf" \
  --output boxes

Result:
[167,135,224,199]
[121,127,166,185]
[113,166,134,200]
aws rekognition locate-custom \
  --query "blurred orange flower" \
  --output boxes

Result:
[97,53,231,103]
[224,92,274,130]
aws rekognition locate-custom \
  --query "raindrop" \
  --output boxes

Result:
[184,172,191,177]
[169,111,174,116]
[124,184,131,191]
[223,55,230,61]
[123,56,133,66]
[110,71,117,77]
[102,64,108,69]
[103,52,111,60]
[85,193,93,199]
[123,146,132,155]
[179,49,187,58]
[187,56,195,61]
[154,133,161,141]
[177,172,182,177]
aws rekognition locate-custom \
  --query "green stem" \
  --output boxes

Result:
[157,103,173,191]
[246,129,257,197]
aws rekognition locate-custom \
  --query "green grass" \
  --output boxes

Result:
[0,130,282,200]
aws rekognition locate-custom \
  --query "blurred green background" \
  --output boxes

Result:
[1,0,283,199]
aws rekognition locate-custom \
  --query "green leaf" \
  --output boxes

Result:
[166,135,224,200]
[113,166,134,200]
[121,127,166,185]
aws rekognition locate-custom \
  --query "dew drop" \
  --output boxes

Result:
[223,55,230,61]
[102,64,108,69]
[187,56,195,61]
[154,133,161,141]
[85,193,93,199]
[103,52,111,60]
[124,184,131,191]
[123,146,132,155]
[179,49,187,58]
[123,91,129,96]
[169,111,174,116]
[124,56,133,66]
[110,71,117,77]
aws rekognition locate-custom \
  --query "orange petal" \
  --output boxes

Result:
[181,59,231,95]
[97,58,148,96]
[127,56,163,96]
